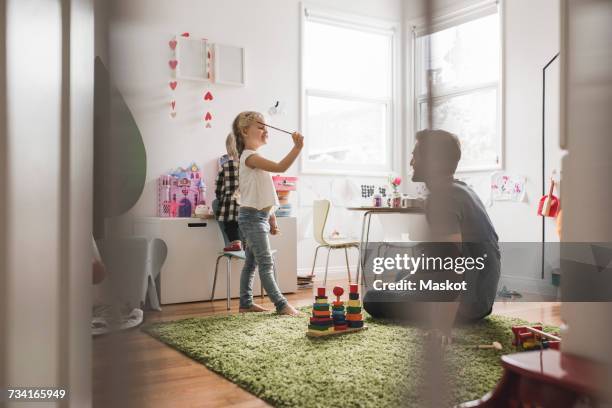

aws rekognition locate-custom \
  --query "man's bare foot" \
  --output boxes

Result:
[277,304,301,316]
[238,304,270,313]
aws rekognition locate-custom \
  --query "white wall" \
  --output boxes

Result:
[108,0,404,277]
[108,0,560,279]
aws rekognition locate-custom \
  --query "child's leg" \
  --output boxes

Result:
[238,243,257,308]
[238,209,288,312]
[224,220,241,244]
[248,229,287,311]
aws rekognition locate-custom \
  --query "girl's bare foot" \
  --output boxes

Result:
[239,304,270,313]
[277,304,301,316]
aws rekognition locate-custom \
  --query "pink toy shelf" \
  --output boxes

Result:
[272,175,298,191]
[158,163,207,218]
[272,175,298,217]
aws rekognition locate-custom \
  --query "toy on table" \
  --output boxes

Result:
[512,325,561,351]
[306,284,366,337]
[158,163,209,218]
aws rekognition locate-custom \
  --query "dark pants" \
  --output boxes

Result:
[222,220,240,242]
[363,289,493,324]
[212,199,241,245]
[363,246,500,325]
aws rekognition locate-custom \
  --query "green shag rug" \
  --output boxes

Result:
[143,311,555,407]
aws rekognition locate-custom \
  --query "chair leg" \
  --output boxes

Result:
[323,247,332,287]
[226,257,231,311]
[310,245,324,277]
[351,245,365,288]
[211,255,223,302]
[344,247,351,284]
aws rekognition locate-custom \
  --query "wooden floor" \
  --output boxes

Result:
[92,278,561,408]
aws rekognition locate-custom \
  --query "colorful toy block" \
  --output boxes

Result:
[307,286,366,337]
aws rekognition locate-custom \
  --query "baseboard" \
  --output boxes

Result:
[297,265,355,281]
[499,274,559,298]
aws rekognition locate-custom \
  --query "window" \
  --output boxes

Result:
[414,8,501,171]
[302,8,397,174]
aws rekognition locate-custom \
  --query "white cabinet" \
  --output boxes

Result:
[134,217,297,304]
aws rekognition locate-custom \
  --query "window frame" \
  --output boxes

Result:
[300,4,401,176]
[410,1,504,173]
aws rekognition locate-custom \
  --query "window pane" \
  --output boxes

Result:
[304,21,392,98]
[417,13,499,94]
[419,87,499,169]
[306,95,389,168]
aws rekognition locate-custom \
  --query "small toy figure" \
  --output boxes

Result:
[169,196,179,218]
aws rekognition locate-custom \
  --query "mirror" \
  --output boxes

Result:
[176,37,210,81]
[214,43,245,86]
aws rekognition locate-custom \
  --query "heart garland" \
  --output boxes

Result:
[168,32,216,124]
[168,35,181,119]
[203,88,214,128]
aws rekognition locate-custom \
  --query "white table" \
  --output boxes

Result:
[347,206,425,288]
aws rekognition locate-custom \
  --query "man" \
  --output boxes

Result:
[363,129,500,324]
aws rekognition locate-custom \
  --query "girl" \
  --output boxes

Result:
[214,134,242,251]
[232,111,303,316]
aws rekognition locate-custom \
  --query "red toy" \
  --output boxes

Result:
[512,325,561,350]
[537,179,560,217]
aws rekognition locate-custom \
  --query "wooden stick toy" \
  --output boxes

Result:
[257,121,293,135]
[477,341,503,350]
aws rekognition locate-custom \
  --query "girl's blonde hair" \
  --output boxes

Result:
[231,111,264,156]
[225,133,239,160]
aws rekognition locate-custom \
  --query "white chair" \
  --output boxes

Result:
[210,249,278,310]
[311,199,360,286]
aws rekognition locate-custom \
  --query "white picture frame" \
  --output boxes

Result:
[214,43,245,86]
[175,37,210,82]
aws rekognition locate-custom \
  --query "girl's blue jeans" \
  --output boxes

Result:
[237,207,288,311]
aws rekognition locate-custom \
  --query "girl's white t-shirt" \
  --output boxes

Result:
[238,149,279,210]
